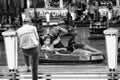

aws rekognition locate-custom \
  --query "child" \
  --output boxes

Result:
[41,36,70,57]
[41,36,54,59]
[41,36,67,51]
[41,36,54,51]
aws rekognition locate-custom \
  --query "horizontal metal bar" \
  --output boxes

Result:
[0,74,111,79]
[38,72,111,75]
[2,72,120,79]
[115,76,120,79]
[17,76,111,79]
[16,72,111,75]
[0,72,115,77]
[2,71,120,75]
[0,76,12,79]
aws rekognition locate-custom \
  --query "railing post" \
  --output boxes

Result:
[104,28,118,80]
[2,25,18,80]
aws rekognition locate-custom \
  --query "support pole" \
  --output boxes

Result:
[104,28,118,80]
[2,27,18,80]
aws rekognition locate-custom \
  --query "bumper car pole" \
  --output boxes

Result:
[2,26,18,80]
[104,28,118,80]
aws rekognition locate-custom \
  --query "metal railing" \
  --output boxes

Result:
[0,71,119,80]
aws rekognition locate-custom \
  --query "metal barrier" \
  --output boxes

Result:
[0,71,119,80]
[0,72,16,79]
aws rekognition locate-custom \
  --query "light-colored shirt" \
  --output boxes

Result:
[41,44,54,51]
[17,24,39,49]
[89,5,95,14]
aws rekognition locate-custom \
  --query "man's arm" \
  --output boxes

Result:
[52,36,61,45]
[57,26,68,34]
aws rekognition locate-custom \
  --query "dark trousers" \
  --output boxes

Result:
[22,46,40,80]
[89,13,94,20]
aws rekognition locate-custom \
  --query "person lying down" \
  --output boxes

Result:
[41,35,102,59]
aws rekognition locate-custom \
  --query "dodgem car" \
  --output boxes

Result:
[39,49,104,63]
[39,35,105,63]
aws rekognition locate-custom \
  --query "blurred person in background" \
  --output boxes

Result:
[89,3,95,21]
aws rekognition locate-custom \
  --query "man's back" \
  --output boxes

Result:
[17,24,39,49]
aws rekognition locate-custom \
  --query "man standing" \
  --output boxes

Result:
[17,18,40,80]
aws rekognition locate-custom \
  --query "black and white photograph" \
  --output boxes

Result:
[0,0,120,80]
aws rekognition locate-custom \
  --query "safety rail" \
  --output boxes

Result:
[0,72,118,80]
[0,72,16,79]
[0,65,119,80]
